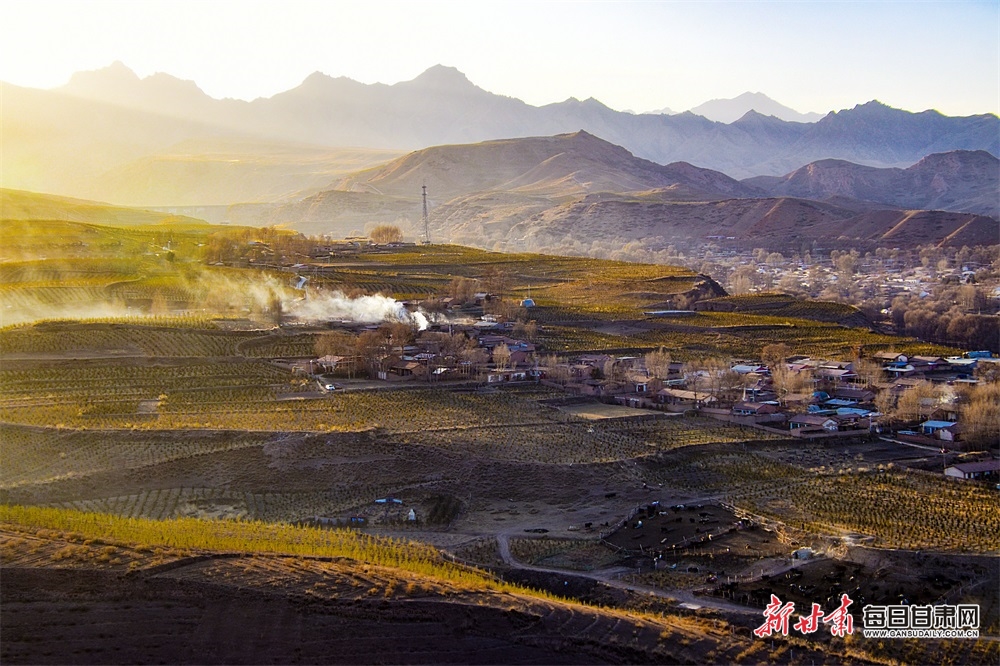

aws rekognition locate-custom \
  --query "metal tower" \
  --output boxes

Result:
[421,184,430,245]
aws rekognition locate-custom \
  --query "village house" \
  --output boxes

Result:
[731,363,768,376]
[814,362,856,384]
[873,352,908,365]
[935,423,961,443]
[944,460,1000,480]
[789,414,839,434]
[833,387,876,403]
[919,420,958,437]
[731,401,779,416]
[657,387,716,410]
[486,369,527,383]
[909,356,947,373]
[624,369,651,393]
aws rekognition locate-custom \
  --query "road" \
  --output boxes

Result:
[494,533,759,617]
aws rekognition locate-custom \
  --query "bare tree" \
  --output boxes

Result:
[772,365,812,404]
[541,354,569,384]
[447,277,478,304]
[896,380,939,423]
[369,224,403,244]
[644,347,672,380]
[761,343,791,369]
[460,347,489,376]
[683,359,708,406]
[492,343,512,371]
[874,389,898,426]
[314,330,358,377]
[355,329,391,377]
[853,357,885,388]
[512,320,540,342]
[383,321,415,354]
[961,381,1000,450]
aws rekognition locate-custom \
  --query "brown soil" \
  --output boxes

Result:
[1,528,780,665]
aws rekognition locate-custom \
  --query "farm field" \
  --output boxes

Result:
[0,509,843,666]
[1,215,995,664]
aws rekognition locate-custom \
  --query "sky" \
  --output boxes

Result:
[1,0,997,117]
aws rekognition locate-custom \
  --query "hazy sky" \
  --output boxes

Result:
[1,0,997,116]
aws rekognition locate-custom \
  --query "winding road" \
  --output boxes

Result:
[494,532,759,616]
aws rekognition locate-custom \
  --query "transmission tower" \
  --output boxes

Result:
[421,184,430,245]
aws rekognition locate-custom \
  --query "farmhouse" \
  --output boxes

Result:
[731,402,778,416]
[833,387,875,403]
[789,414,839,433]
[814,366,856,383]
[910,356,947,372]
[944,460,1000,480]
[936,423,961,442]
[624,370,651,393]
[486,370,527,383]
[874,352,908,364]
[731,364,768,375]
[657,387,716,408]
[919,420,957,436]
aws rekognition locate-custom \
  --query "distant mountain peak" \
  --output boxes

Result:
[847,100,899,115]
[689,92,822,124]
[64,60,140,89]
[299,71,339,89]
[642,106,677,115]
[733,109,773,123]
[560,129,613,145]
[408,65,474,90]
[303,71,334,83]
[60,61,211,106]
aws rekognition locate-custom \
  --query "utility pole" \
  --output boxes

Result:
[422,184,430,245]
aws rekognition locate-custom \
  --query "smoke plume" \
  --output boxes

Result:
[287,289,429,330]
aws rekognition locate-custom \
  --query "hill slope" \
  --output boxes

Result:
[0,188,207,226]
[250,134,997,251]
[745,150,1000,216]
[499,196,995,253]
[336,131,761,201]
[0,81,399,207]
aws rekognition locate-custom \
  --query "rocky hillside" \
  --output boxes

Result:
[745,150,999,216]
[497,197,995,253]
[336,131,761,201]
[220,132,998,251]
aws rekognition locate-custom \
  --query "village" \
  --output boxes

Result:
[290,291,999,486]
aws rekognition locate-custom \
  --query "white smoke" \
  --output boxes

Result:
[287,289,429,330]
[0,270,428,332]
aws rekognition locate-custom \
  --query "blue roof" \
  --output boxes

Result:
[836,407,873,416]
[920,420,957,429]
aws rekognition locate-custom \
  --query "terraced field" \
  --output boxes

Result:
[2,217,995,664]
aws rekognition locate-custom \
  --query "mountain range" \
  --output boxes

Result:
[2,63,997,254]
[2,63,997,208]
[217,131,997,252]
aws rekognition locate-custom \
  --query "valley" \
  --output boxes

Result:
[2,201,998,663]
[1,55,998,665]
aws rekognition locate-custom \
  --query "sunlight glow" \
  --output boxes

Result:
[0,0,996,116]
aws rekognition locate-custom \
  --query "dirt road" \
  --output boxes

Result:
[494,533,759,616]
